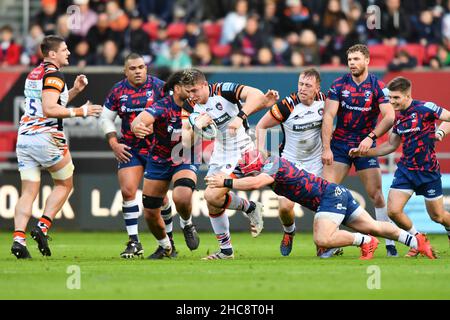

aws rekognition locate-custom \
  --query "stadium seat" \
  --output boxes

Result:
[397,44,426,66]
[368,44,395,67]
[166,23,186,40]
[142,21,159,40]
[211,44,231,58]
[425,44,439,64]
[203,22,222,46]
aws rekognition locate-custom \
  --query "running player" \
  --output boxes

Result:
[100,53,178,258]
[12,35,102,259]
[179,68,278,260]
[349,76,450,256]
[205,150,437,260]
[131,71,200,259]
[321,44,398,256]
[256,68,330,256]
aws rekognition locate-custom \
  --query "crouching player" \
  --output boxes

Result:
[131,71,199,259]
[205,150,437,260]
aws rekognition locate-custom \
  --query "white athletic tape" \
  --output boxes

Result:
[19,167,41,182]
[50,162,75,180]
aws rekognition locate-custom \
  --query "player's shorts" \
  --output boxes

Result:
[390,166,442,200]
[284,156,323,177]
[315,183,363,225]
[331,139,379,171]
[16,131,68,170]
[207,143,254,177]
[117,147,148,170]
[144,158,199,181]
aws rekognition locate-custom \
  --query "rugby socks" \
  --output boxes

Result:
[180,216,193,229]
[37,215,52,235]
[122,199,140,242]
[157,235,172,250]
[161,202,173,239]
[282,223,296,234]
[13,230,26,246]
[407,226,419,235]
[352,233,371,246]
[224,192,251,212]
[398,230,418,249]
[375,207,396,246]
[209,211,232,250]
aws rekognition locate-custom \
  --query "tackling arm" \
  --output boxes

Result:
[255,112,281,153]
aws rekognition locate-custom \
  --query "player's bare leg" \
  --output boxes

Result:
[172,170,199,250]
[11,179,40,259]
[278,196,295,256]
[118,165,144,258]
[359,167,397,256]
[28,153,74,257]
[322,161,350,184]
[425,197,450,245]
[142,179,172,259]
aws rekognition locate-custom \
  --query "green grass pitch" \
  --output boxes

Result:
[0,232,449,299]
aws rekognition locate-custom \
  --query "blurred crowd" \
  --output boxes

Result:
[1,0,450,69]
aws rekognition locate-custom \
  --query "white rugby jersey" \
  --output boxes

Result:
[18,62,69,135]
[183,82,253,155]
[270,92,325,163]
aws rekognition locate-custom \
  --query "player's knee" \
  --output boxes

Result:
[368,189,384,206]
[429,212,444,224]
[121,187,137,201]
[314,234,331,248]
[204,187,220,204]
[142,195,163,209]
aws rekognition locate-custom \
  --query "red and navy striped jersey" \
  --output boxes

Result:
[262,156,330,212]
[393,100,443,172]
[328,73,389,146]
[104,75,165,154]
[146,95,184,165]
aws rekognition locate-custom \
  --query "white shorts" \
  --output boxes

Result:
[285,157,323,177]
[207,142,254,177]
[16,131,68,170]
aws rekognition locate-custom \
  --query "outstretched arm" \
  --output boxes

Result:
[349,132,401,158]
[255,111,281,154]
[321,99,339,165]
[205,173,275,191]
[131,111,155,138]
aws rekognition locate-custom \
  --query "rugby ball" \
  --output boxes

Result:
[188,112,217,140]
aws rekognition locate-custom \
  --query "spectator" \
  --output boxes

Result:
[232,14,267,65]
[230,49,248,67]
[444,0,450,46]
[123,0,139,17]
[70,0,98,37]
[323,18,359,66]
[138,0,176,24]
[281,0,312,34]
[290,51,305,67]
[0,25,21,66]
[260,0,282,38]
[429,45,450,69]
[220,0,248,44]
[320,0,347,39]
[183,21,203,50]
[347,2,367,44]
[86,12,120,55]
[33,0,59,35]
[415,9,443,46]
[381,0,411,46]
[256,47,274,66]
[191,40,215,66]
[56,15,81,52]
[298,29,320,65]
[154,40,192,69]
[69,40,96,67]
[106,0,129,32]
[150,24,170,57]
[272,37,292,66]
[20,24,45,66]
[95,39,123,65]
[123,10,151,59]
[388,49,418,71]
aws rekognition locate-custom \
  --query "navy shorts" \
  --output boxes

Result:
[118,148,147,170]
[144,158,199,181]
[316,184,361,225]
[391,167,442,199]
[331,140,379,171]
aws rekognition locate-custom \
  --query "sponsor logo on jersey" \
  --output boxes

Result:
[342,90,350,97]
[146,90,153,98]
[318,108,324,116]
[120,95,128,103]
[44,77,64,90]
[293,121,322,132]
[221,82,237,92]
[364,90,372,101]
[215,102,223,111]
[214,113,232,126]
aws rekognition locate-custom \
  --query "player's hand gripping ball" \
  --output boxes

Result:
[188,112,217,140]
